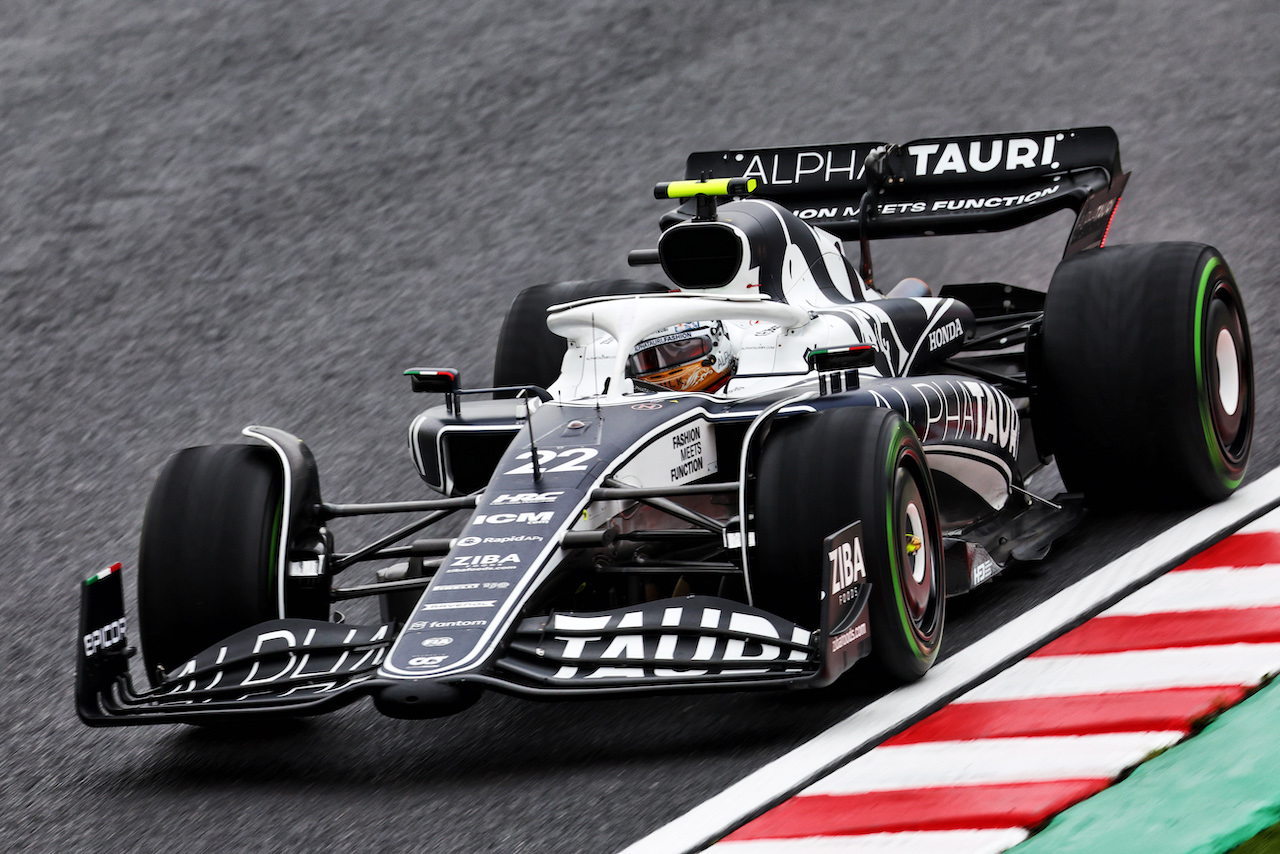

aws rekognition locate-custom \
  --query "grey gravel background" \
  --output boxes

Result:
[4,1,1278,851]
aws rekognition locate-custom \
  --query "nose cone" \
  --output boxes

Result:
[374,680,481,719]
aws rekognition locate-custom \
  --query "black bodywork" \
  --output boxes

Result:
[77,127,1125,725]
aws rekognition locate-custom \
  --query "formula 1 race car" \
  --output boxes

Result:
[77,126,1254,725]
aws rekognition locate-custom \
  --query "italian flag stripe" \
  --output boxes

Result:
[84,562,122,585]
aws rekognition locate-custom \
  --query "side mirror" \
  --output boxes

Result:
[404,367,460,395]
[805,345,876,395]
[404,367,461,414]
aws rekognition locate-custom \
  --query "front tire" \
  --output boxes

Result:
[1038,243,1253,505]
[754,407,944,682]
[138,444,285,685]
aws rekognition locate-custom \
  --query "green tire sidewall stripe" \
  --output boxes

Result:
[885,420,928,659]
[1192,255,1243,489]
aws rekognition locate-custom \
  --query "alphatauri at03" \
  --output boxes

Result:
[77,127,1253,725]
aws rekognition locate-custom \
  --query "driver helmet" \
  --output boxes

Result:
[626,321,738,393]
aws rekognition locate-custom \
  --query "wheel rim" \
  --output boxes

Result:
[905,502,927,584]
[1215,327,1240,417]
[1203,284,1251,466]
[894,464,939,634]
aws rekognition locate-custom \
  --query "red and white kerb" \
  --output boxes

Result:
[710,508,1280,853]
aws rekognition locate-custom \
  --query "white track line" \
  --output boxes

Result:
[617,467,1280,854]
[1102,565,1280,615]
[957,643,1280,702]
[802,732,1183,795]
[1238,507,1280,533]
[710,829,1030,854]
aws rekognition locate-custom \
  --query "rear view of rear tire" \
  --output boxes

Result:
[493,279,668,391]
[1038,243,1252,506]
[754,406,944,682]
[138,444,285,685]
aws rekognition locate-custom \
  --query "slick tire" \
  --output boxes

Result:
[1037,243,1253,506]
[493,279,668,393]
[755,406,944,682]
[138,444,284,686]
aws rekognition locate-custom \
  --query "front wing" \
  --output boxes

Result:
[75,562,870,725]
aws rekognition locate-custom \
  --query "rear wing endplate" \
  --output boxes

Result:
[682,126,1128,255]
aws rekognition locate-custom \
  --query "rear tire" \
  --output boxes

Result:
[1038,243,1253,505]
[754,407,944,682]
[138,444,285,685]
[493,279,668,392]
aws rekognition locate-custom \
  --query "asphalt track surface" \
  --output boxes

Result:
[3,2,1278,852]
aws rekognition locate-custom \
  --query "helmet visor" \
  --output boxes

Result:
[627,335,711,376]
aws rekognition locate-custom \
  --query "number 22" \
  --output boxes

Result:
[505,448,598,475]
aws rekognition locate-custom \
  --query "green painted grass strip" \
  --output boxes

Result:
[1012,677,1280,854]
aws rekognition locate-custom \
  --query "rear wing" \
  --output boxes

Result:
[681,126,1128,255]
